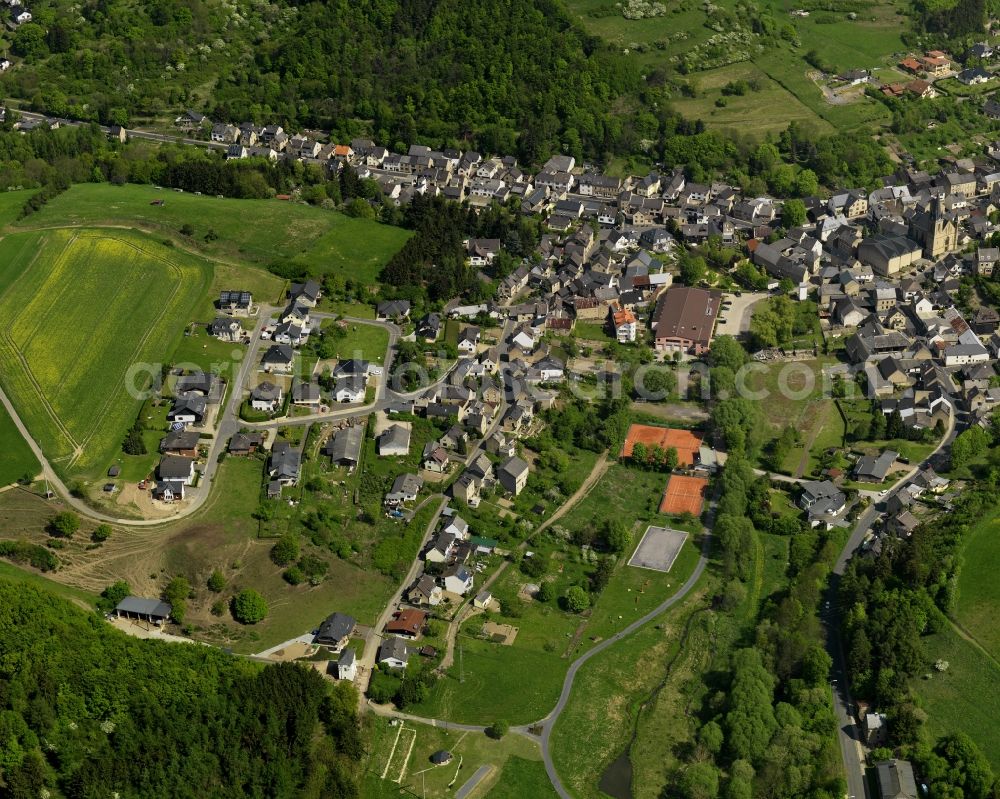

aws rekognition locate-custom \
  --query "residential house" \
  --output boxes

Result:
[377,637,411,669]
[211,123,240,143]
[498,455,530,496]
[334,374,367,403]
[323,425,364,467]
[261,344,294,373]
[452,472,482,506]
[269,442,301,486]
[425,532,456,564]
[333,359,371,378]
[467,238,501,266]
[443,564,474,596]
[159,429,200,457]
[386,608,427,639]
[218,289,254,316]
[977,247,999,276]
[864,712,888,747]
[378,424,411,456]
[853,450,899,483]
[875,760,918,799]
[210,317,244,342]
[250,381,283,413]
[333,649,357,681]
[407,574,443,606]
[457,326,481,354]
[422,442,450,473]
[174,110,207,130]
[167,393,206,426]
[157,455,195,489]
[417,312,442,342]
[289,279,322,307]
[798,480,847,528]
[291,380,321,407]
[385,473,423,505]
[443,516,470,539]
[314,612,355,651]
[377,300,411,320]
[612,307,638,343]
[229,431,264,456]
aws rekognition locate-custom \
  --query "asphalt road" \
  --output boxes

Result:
[824,408,957,799]
[0,310,405,526]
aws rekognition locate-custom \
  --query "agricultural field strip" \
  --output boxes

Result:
[57,237,188,464]
[0,230,206,473]
[0,233,80,453]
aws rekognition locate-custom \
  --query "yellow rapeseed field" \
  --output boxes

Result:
[0,228,211,478]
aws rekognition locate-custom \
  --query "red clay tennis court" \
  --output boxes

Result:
[659,474,709,516]
[621,424,703,466]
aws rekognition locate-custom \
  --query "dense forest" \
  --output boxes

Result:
[2,0,644,163]
[0,581,361,798]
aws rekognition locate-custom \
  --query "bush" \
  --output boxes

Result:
[537,581,554,602]
[207,570,226,592]
[367,671,402,704]
[564,585,591,613]
[211,599,227,616]
[270,534,300,566]
[0,540,59,571]
[283,566,305,585]
[91,524,112,543]
[100,580,131,611]
[163,577,190,624]
[49,511,80,538]
[487,719,509,739]
[232,589,268,624]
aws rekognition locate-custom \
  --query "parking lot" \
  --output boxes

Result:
[714,291,769,339]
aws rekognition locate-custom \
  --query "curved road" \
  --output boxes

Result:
[365,519,713,799]
[538,514,713,799]
[0,310,427,527]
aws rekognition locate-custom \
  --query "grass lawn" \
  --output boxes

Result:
[325,320,390,364]
[0,401,40,485]
[170,325,247,375]
[483,756,558,799]
[203,258,286,311]
[413,462,703,727]
[0,228,211,481]
[955,508,1000,661]
[747,356,839,473]
[933,77,1000,97]
[0,189,33,227]
[409,605,577,726]
[573,321,613,343]
[0,561,99,608]
[670,62,835,136]
[296,220,411,285]
[16,183,410,277]
[912,623,1000,770]
[363,716,547,799]
[549,587,715,799]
